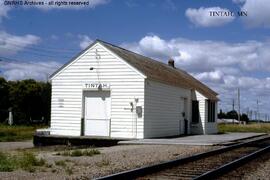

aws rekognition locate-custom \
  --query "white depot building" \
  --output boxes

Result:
[49,39,218,139]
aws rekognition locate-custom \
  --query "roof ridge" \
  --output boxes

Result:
[97,39,218,97]
[97,39,172,67]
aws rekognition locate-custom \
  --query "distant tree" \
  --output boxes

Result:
[0,77,9,122]
[226,110,238,120]
[218,109,226,119]
[241,113,249,123]
[0,77,52,125]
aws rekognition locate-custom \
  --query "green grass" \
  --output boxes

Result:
[0,151,46,172]
[57,149,101,157]
[0,123,46,142]
[218,123,270,133]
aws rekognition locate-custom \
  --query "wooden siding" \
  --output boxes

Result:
[50,43,145,138]
[144,80,191,138]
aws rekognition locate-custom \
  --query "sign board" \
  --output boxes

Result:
[83,82,110,90]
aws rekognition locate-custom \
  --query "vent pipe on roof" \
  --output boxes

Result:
[168,59,175,68]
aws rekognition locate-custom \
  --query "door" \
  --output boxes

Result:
[84,91,111,136]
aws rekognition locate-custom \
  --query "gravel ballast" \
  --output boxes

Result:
[0,144,217,179]
[221,152,270,180]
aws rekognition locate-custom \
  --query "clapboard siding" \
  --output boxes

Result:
[50,43,145,138]
[144,80,191,138]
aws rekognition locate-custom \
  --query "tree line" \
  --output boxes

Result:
[218,109,249,122]
[0,77,51,125]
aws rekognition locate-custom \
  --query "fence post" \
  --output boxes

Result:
[8,107,13,125]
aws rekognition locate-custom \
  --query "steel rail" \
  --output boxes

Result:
[95,135,270,180]
[194,145,270,180]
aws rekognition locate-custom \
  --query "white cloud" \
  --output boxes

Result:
[0,31,41,55]
[185,7,235,27]
[1,61,62,81]
[194,70,224,83]
[0,1,10,22]
[122,35,270,114]
[123,35,270,73]
[78,35,93,49]
[240,0,270,28]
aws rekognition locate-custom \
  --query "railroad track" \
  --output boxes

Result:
[96,135,270,180]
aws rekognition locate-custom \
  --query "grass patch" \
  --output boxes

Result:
[0,151,46,172]
[218,123,270,133]
[0,123,47,142]
[57,149,101,157]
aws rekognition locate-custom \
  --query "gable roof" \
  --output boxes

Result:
[98,40,218,100]
[50,39,218,100]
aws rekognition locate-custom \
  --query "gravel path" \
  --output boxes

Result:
[0,140,33,151]
[0,144,217,179]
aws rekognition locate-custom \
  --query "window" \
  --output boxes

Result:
[192,100,199,123]
[208,100,216,122]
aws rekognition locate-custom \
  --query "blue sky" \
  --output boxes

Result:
[0,0,270,118]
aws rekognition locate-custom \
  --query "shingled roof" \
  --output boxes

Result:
[98,40,218,100]
[50,39,218,100]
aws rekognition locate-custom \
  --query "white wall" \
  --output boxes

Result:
[144,80,191,138]
[50,43,145,138]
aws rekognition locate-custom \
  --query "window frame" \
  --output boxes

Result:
[207,100,216,123]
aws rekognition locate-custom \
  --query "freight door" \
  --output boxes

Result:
[84,91,111,136]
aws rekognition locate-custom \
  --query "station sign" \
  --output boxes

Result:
[83,82,110,90]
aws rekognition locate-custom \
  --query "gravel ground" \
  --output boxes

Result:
[0,144,217,180]
[221,152,270,180]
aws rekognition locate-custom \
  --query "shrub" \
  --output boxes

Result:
[70,150,83,157]
[84,149,101,156]
[57,149,101,157]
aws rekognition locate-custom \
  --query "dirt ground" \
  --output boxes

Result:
[0,142,217,180]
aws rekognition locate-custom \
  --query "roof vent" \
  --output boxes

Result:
[168,59,175,68]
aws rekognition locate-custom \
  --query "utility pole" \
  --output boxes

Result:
[232,99,235,111]
[257,99,260,122]
[238,88,241,124]
[232,98,235,124]
[246,107,249,119]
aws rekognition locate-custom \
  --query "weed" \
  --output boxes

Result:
[45,163,52,168]
[55,160,66,167]
[96,156,110,167]
[65,166,73,175]
[0,152,15,171]
[62,151,70,156]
